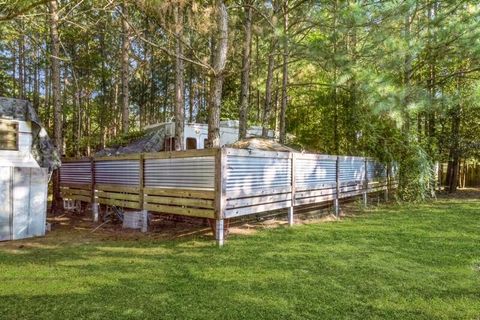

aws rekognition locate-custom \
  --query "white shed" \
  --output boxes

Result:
[0,98,58,241]
[145,120,275,150]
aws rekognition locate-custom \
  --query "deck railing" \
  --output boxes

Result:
[60,148,397,245]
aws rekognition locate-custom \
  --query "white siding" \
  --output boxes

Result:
[0,120,38,167]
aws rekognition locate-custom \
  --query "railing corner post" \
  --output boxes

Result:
[363,158,368,208]
[335,156,340,218]
[215,218,224,247]
[91,156,98,222]
[289,152,295,226]
[215,148,227,246]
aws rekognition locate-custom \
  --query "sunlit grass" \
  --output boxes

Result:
[0,197,479,319]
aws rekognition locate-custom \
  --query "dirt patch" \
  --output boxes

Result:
[1,189,477,248]
[437,187,480,200]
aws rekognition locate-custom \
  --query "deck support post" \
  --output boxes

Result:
[216,219,224,247]
[334,198,339,217]
[288,207,294,226]
[215,148,227,247]
[92,201,99,223]
[384,163,389,202]
[289,152,296,226]
[335,156,340,218]
[91,156,98,222]
[363,158,368,208]
[141,210,148,233]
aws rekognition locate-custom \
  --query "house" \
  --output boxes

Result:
[96,120,275,156]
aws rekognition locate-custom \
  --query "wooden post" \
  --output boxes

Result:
[215,148,227,246]
[215,219,224,246]
[91,157,98,222]
[384,163,389,202]
[139,154,147,232]
[363,158,368,207]
[288,152,295,226]
[334,156,340,218]
[92,202,99,223]
[141,210,148,233]
[139,154,145,210]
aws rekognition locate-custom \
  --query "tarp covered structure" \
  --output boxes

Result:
[95,126,167,157]
[0,97,60,171]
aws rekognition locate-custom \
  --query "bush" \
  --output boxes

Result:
[397,139,435,202]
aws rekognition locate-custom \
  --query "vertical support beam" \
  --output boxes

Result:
[363,158,368,207]
[90,157,98,222]
[215,148,227,246]
[92,202,99,223]
[288,207,294,226]
[139,153,145,210]
[289,152,295,226]
[334,156,340,218]
[141,209,148,233]
[139,154,147,232]
[215,219,224,246]
[384,163,389,202]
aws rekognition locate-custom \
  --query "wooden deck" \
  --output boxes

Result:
[60,148,397,244]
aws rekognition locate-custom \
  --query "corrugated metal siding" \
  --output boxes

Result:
[60,161,92,184]
[295,157,336,190]
[144,156,215,189]
[95,160,139,185]
[226,155,291,192]
[339,157,365,182]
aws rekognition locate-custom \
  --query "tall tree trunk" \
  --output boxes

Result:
[255,34,261,123]
[18,32,25,99]
[261,3,280,138]
[238,0,253,140]
[448,105,461,193]
[332,0,339,154]
[174,4,185,150]
[33,47,40,111]
[206,0,228,148]
[121,0,130,134]
[49,0,63,214]
[149,48,156,126]
[403,11,412,133]
[448,75,463,193]
[99,21,108,148]
[162,62,169,122]
[274,75,280,132]
[74,86,81,157]
[279,0,289,144]
[262,50,275,137]
[188,65,195,123]
[427,1,437,197]
[11,45,17,97]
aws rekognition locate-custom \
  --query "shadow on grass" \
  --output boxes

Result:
[0,198,479,319]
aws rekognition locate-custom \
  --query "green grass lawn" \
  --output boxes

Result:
[0,196,479,320]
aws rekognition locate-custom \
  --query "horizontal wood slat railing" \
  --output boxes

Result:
[60,148,398,223]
